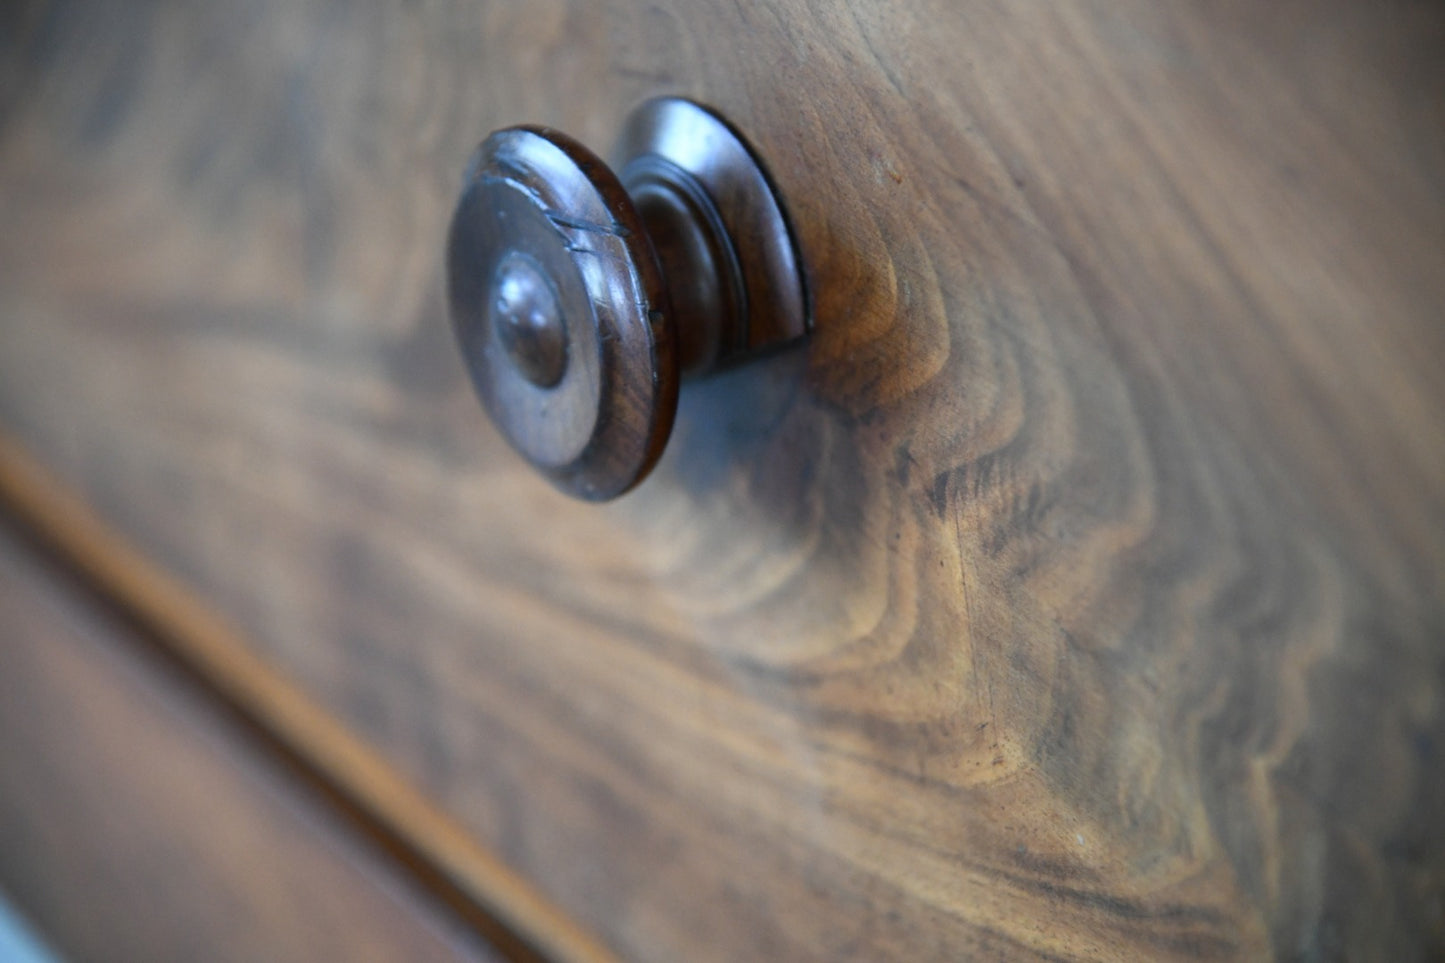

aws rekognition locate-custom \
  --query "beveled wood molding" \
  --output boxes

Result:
[0,432,618,963]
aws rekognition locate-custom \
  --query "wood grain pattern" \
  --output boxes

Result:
[0,523,498,963]
[2,0,1443,960]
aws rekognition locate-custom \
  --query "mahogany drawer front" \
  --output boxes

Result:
[0,524,498,963]
[1,1,1443,961]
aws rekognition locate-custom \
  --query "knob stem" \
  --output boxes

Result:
[613,98,809,372]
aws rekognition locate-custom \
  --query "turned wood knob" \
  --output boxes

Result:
[446,97,808,500]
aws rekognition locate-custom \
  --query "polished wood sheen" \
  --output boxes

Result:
[449,124,675,500]
[1,1,1443,960]
[0,525,498,963]
[447,98,807,499]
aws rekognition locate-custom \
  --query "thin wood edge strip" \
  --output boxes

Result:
[0,431,621,963]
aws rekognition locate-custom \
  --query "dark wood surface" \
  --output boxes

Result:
[2,1,1444,960]
[0,523,500,963]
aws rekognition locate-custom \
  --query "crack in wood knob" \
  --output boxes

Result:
[447,97,808,500]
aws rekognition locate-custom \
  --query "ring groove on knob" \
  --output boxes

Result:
[614,98,808,362]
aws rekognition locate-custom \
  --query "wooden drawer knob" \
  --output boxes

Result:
[446,97,808,500]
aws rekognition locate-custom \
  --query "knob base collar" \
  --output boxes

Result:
[615,98,810,376]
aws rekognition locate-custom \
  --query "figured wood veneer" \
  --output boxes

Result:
[1,1,1443,960]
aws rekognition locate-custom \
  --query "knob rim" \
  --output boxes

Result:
[447,126,678,501]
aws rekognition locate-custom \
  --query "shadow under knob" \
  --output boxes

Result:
[447,97,807,501]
